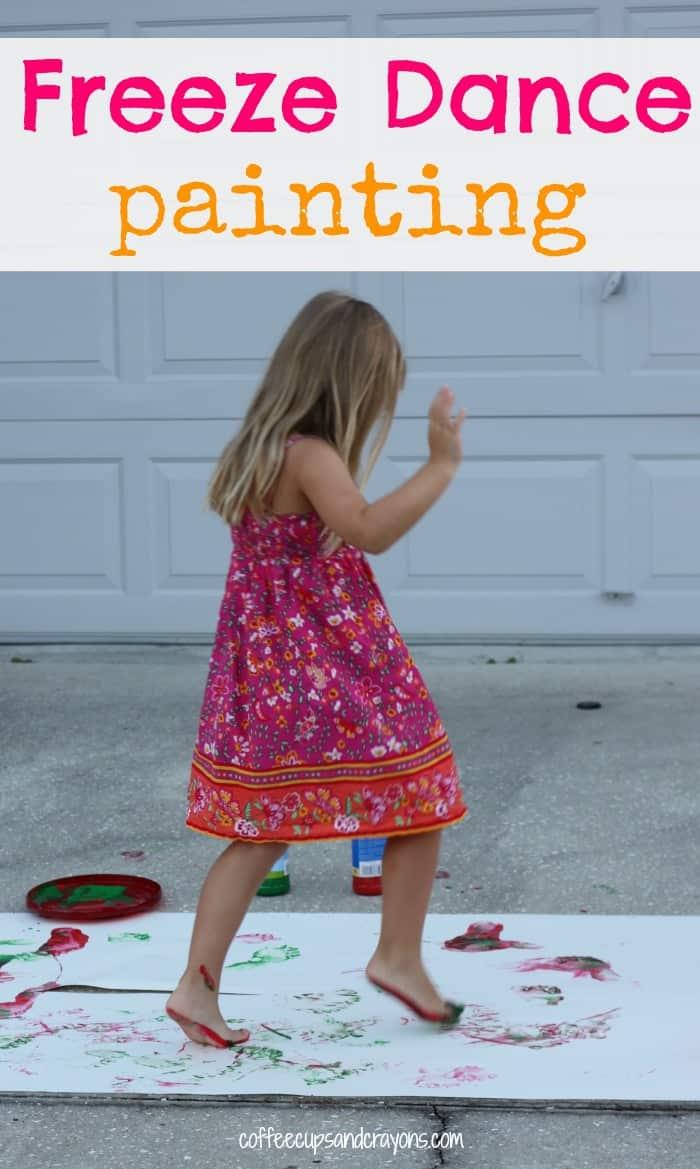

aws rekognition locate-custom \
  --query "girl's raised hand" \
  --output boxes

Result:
[428,386,467,469]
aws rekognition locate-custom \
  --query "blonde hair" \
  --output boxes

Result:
[206,290,405,551]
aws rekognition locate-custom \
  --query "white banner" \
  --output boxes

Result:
[2,37,699,269]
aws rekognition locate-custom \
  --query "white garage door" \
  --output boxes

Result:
[1,1,699,642]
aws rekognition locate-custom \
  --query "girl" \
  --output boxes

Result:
[166,290,469,1049]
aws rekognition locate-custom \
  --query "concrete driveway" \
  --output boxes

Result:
[1,642,699,1168]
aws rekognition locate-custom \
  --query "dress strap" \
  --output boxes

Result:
[285,433,306,448]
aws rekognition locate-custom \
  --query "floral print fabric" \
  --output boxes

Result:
[186,483,469,843]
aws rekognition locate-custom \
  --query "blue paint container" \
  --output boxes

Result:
[351,837,387,895]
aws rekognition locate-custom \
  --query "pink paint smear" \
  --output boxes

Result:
[36,928,89,958]
[453,1003,619,1049]
[0,981,60,1019]
[0,929,90,1017]
[444,922,539,952]
[416,1065,495,1087]
[514,955,619,982]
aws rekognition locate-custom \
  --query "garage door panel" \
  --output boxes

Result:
[372,423,605,625]
[631,457,700,584]
[0,274,118,380]
[148,272,355,374]
[604,274,700,402]
[0,422,223,635]
[0,20,109,35]
[624,4,700,34]
[639,274,700,370]
[134,14,352,36]
[377,7,602,37]
[3,417,700,639]
[152,458,227,588]
[404,456,602,584]
[402,272,597,369]
[398,270,700,417]
[370,418,700,637]
[0,458,123,590]
[0,0,625,39]
[0,0,112,33]
[0,0,357,34]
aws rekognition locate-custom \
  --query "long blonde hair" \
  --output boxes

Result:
[206,290,406,551]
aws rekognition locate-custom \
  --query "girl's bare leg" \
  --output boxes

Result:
[166,839,288,1044]
[365,828,448,1015]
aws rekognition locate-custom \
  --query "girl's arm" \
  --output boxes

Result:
[292,386,467,555]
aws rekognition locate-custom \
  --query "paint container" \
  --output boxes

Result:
[351,837,386,895]
[256,850,290,896]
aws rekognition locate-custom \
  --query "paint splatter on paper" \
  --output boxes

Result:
[235,932,280,943]
[0,982,60,1019]
[514,985,564,1006]
[0,928,89,974]
[415,1064,496,1087]
[1,911,671,1101]
[297,1017,383,1045]
[443,922,539,953]
[36,928,89,958]
[225,944,300,970]
[107,933,150,943]
[514,956,619,982]
[454,1004,619,1049]
[292,988,361,1016]
[0,951,45,969]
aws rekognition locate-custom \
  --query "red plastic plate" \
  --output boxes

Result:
[26,873,161,921]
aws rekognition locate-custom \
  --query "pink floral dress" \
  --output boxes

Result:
[186,438,469,844]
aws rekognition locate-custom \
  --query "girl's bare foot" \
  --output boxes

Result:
[365,950,455,1020]
[165,969,248,1047]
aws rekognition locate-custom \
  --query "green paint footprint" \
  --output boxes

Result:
[225,944,300,970]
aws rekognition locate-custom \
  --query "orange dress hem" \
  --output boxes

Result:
[185,806,469,845]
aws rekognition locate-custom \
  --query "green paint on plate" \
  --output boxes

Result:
[65,884,128,904]
[32,884,64,904]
